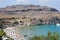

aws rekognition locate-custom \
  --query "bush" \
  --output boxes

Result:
[13,21,19,24]
[29,31,60,40]
[0,30,6,38]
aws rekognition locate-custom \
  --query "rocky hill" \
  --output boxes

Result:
[0,4,60,25]
[0,5,59,14]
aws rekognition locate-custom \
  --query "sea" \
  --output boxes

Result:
[19,24,60,40]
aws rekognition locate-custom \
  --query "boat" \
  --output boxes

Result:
[56,23,60,26]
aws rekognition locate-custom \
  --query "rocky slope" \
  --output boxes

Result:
[0,4,60,25]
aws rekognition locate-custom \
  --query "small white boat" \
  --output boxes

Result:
[56,23,60,26]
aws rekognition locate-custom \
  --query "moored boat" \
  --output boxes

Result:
[56,23,60,26]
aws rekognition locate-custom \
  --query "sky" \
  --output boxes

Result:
[0,0,60,11]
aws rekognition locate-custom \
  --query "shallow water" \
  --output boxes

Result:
[19,25,60,40]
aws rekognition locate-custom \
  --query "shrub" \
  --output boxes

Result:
[29,31,60,40]
[0,30,6,38]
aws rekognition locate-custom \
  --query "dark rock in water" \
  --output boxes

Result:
[24,35,27,37]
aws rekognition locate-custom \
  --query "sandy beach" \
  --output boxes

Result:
[4,25,25,40]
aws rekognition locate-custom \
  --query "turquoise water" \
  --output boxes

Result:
[19,25,60,40]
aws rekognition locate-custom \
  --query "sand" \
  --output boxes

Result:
[4,25,25,40]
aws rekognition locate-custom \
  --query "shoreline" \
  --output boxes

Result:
[3,25,26,40]
[3,24,59,40]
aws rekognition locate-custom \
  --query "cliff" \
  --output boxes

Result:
[0,4,60,25]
